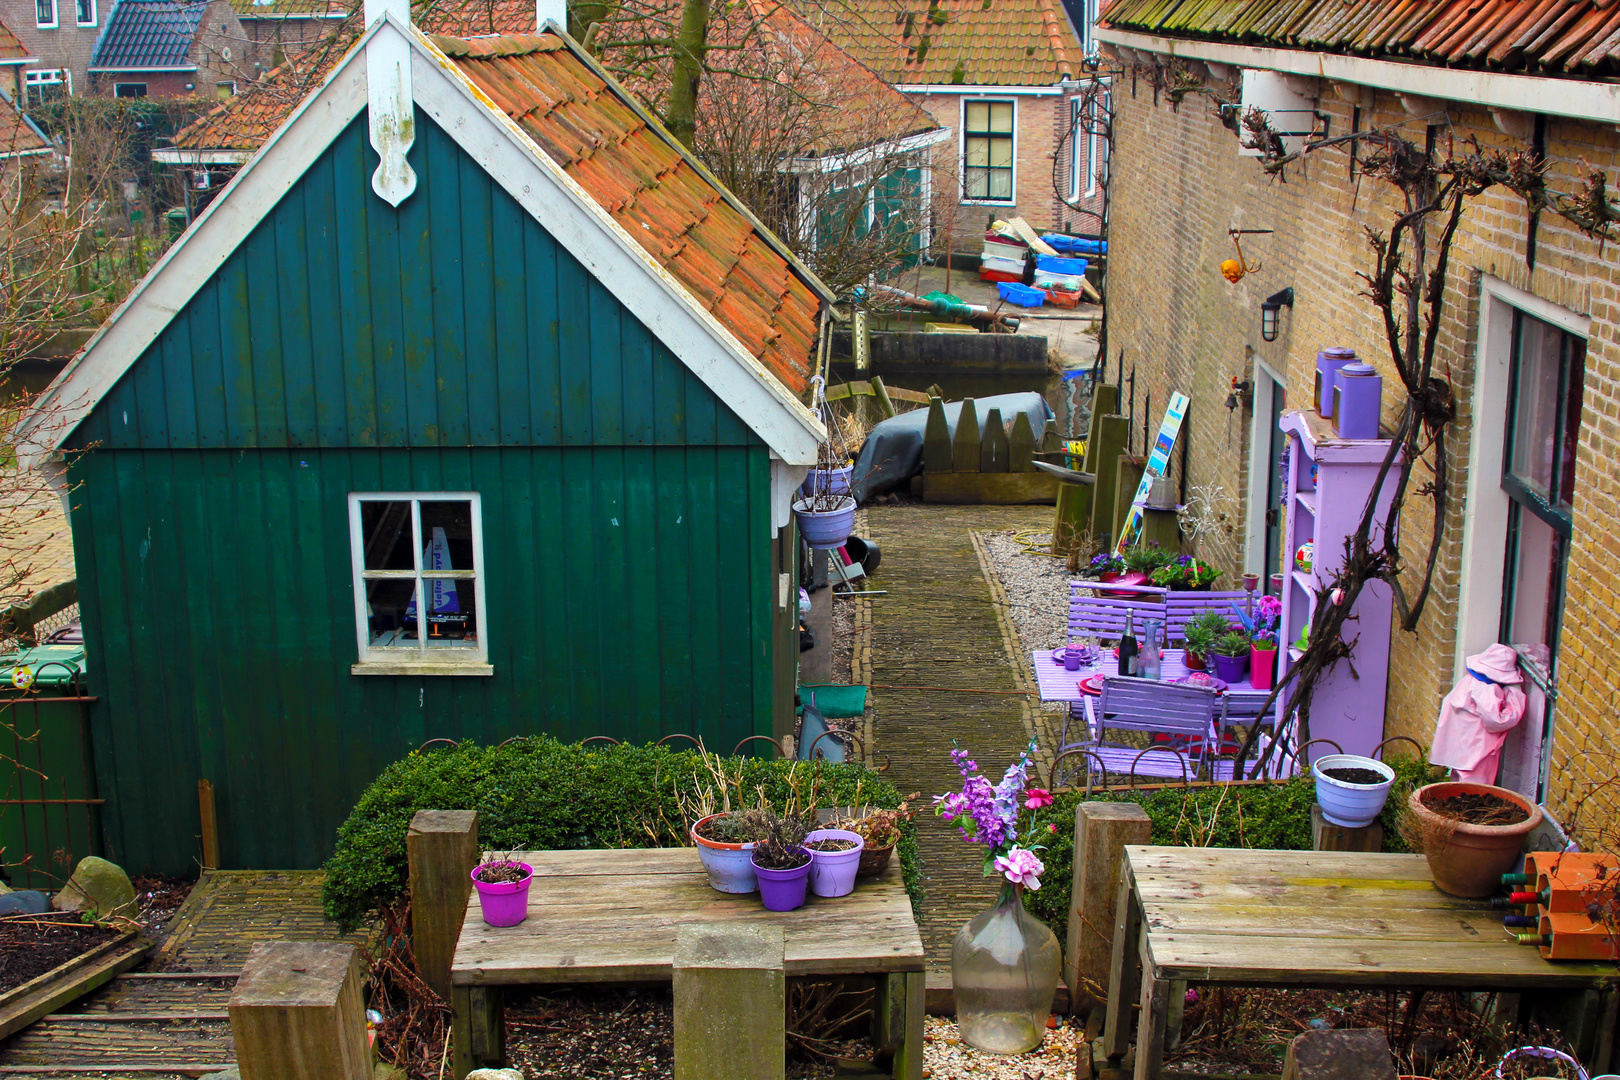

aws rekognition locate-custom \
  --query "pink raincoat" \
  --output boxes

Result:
[1429,675,1526,784]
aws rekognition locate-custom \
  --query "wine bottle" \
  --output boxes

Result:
[1119,614,1139,677]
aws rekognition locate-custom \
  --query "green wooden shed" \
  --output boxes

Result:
[17,16,831,876]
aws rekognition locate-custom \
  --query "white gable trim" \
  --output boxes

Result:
[410,26,822,463]
[20,16,824,466]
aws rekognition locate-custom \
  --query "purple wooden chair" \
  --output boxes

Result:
[1067,581,1167,643]
[1081,676,1221,783]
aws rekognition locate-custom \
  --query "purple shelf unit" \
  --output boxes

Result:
[1276,409,1400,762]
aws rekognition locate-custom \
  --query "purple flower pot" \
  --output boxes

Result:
[752,852,813,911]
[805,829,865,898]
[471,861,533,927]
[1211,652,1249,684]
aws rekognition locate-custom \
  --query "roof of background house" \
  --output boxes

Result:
[434,32,827,390]
[793,0,1079,86]
[228,0,347,18]
[0,94,49,156]
[0,16,35,61]
[1097,0,1620,78]
[90,0,212,70]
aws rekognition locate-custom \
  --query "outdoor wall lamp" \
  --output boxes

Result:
[1260,287,1294,342]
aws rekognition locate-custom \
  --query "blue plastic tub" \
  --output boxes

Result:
[997,282,1045,308]
[1041,235,1107,256]
[1036,254,1089,276]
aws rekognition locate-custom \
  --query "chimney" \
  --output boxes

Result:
[535,0,565,31]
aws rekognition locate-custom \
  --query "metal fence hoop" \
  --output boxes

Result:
[732,735,785,758]
[417,738,460,753]
[655,734,702,751]
[1127,745,1191,788]
[579,736,622,750]
[1050,747,1108,796]
[1371,735,1426,762]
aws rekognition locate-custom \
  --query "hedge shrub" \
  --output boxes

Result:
[1020,756,1445,937]
[321,737,922,932]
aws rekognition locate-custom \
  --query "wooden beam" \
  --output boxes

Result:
[951,398,981,473]
[408,809,479,1003]
[229,942,370,1080]
[198,780,219,871]
[980,408,1008,473]
[869,376,897,419]
[1008,412,1036,472]
[922,398,952,475]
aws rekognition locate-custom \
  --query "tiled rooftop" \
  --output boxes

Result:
[228,0,347,18]
[0,17,33,61]
[435,32,826,393]
[1099,0,1620,76]
[792,0,1080,86]
[90,0,210,71]
[0,95,49,157]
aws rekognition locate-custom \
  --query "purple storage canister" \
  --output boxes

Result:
[1333,363,1383,439]
[1315,347,1357,417]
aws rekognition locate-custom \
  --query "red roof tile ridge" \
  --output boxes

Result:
[1037,0,1073,77]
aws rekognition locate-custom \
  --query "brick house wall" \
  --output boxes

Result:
[1104,64,1620,836]
[87,0,256,97]
[5,0,101,97]
[240,14,337,66]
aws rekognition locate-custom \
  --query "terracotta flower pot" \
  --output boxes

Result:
[1184,651,1206,671]
[1407,782,1542,898]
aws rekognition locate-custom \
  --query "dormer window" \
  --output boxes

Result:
[76,0,95,27]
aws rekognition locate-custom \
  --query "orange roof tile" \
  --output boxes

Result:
[0,16,31,61]
[435,31,826,395]
[0,95,48,157]
[793,0,1080,86]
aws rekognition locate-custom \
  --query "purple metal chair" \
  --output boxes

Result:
[1162,589,1256,645]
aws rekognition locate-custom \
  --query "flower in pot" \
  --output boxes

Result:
[745,810,814,912]
[1209,629,1252,683]
[832,795,918,880]
[1182,610,1228,671]
[803,829,865,898]
[1311,754,1395,828]
[1122,541,1176,577]
[1241,595,1283,690]
[470,854,534,927]
[691,810,759,894]
[1406,782,1542,898]
[1084,551,1127,581]
[1150,555,1221,592]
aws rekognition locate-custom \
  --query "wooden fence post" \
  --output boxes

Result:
[673,923,785,1080]
[951,398,980,473]
[923,398,953,475]
[1067,803,1151,1014]
[408,809,479,1003]
[229,941,369,1080]
[980,408,1008,472]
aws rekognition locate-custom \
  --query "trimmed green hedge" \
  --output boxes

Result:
[1020,756,1445,937]
[320,737,922,932]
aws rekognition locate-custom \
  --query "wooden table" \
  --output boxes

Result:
[1103,846,1617,1079]
[449,848,926,1079]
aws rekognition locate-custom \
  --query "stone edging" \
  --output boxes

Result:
[967,529,1054,786]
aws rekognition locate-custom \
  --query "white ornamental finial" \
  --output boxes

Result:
[364,0,416,206]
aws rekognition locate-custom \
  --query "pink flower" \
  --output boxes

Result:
[1024,788,1053,809]
[1048,823,1058,834]
[993,846,1046,890]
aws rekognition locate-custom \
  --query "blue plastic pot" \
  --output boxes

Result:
[794,496,856,550]
[800,465,853,499]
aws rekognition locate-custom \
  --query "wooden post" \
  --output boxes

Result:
[952,398,980,473]
[1008,412,1036,472]
[1109,455,1145,548]
[870,376,897,419]
[1081,383,1121,475]
[1141,505,1181,551]
[1310,805,1384,853]
[198,780,219,871]
[922,398,953,475]
[874,970,924,1080]
[407,809,478,1003]
[229,942,369,1080]
[673,923,786,1080]
[1068,803,1151,1014]
[980,408,1008,472]
[852,310,871,429]
[1088,414,1130,544]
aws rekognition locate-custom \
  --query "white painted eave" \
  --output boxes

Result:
[150,147,253,164]
[898,82,1066,96]
[1094,25,1620,127]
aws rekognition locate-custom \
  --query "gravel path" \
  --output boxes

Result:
[976,530,1073,654]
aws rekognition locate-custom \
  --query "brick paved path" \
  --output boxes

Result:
[864,503,1049,977]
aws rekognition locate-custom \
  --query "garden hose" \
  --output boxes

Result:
[1012,527,1069,558]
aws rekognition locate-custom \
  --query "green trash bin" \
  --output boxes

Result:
[166,206,189,241]
[0,643,98,891]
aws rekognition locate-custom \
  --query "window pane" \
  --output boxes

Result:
[964,167,988,199]
[367,578,419,645]
[36,0,52,22]
[989,168,1012,200]
[76,0,89,20]
[417,500,477,643]
[1504,501,1563,662]
[359,500,415,571]
[1559,338,1585,508]
[989,137,1012,168]
[1507,313,1564,500]
[989,102,1014,133]
[964,136,988,168]
[965,102,989,132]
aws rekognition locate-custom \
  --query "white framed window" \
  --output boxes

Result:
[25,68,68,104]
[75,0,95,26]
[114,83,147,98]
[962,98,1015,203]
[35,0,57,28]
[348,493,491,675]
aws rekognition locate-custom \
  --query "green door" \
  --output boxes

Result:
[872,166,924,272]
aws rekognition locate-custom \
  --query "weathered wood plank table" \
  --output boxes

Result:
[1104,846,1617,1080]
[449,848,925,1080]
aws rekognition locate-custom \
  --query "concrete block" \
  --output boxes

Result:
[1281,1029,1396,1080]
[1068,803,1151,1013]
[673,923,786,1080]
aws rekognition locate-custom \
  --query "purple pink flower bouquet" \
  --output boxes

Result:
[933,739,1052,890]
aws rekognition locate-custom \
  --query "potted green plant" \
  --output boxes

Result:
[1210,629,1252,683]
[746,810,813,911]
[1182,610,1228,671]
[1083,551,1127,581]
[831,795,918,879]
[1150,555,1221,592]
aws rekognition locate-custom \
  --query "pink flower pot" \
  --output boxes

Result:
[1250,647,1276,690]
[1098,571,1150,599]
[471,861,533,927]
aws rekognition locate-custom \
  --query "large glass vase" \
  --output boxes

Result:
[951,883,1061,1053]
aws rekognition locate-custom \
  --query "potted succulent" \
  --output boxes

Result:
[1150,555,1221,591]
[832,796,917,879]
[470,854,533,927]
[803,829,865,898]
[691,810,758,894]
[748,810,814,911]
[1210,629,1252,683]
[1182,610,1228,671]
[1406,782,1542,898]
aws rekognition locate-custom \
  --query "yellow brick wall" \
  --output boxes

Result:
[1106,70,1620,841]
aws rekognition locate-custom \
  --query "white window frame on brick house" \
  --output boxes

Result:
[961,98,1016,205]
[1455,275,1589,800]
[1067,84,1111,201]
[35,0,57,29]
[75,0,95,27]
[25,68,69,103]
[348,491,492,676]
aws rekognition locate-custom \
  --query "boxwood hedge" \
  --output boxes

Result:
[1019,756,1443,938]
[320,736,922,932]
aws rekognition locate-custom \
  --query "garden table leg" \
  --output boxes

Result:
[885,969,924,1080]
[450,984,505,1079]
[1132,972,1170,1080]
[1102,861,1142,1060]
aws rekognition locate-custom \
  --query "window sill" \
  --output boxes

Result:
[351,661,494,677]
[960,197,1016,206]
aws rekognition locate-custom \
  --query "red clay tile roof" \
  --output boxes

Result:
[794,0,1079,86]
[1099,0,1620,77]
[0,16,33,61]
[435,32,826,393]
[228,0,347,19]
[0,95,49,157]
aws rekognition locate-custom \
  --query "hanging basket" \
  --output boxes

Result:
[800,464,854,499]
[795,496,856,550]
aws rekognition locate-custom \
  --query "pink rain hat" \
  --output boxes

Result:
[1466,643,1522,684]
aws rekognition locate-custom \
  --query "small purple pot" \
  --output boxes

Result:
[804,829,865,898]
[1211,652,1249,684]
[471,861,533,927]
[751,852,813,911]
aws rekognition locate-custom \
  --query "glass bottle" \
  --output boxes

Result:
[1118,613,1138,677]
[951,883,1062,1054]
[1139,618,1162,681]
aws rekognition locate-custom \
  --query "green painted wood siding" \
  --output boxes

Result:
[62,113,786,875]
[68,113,762,453]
